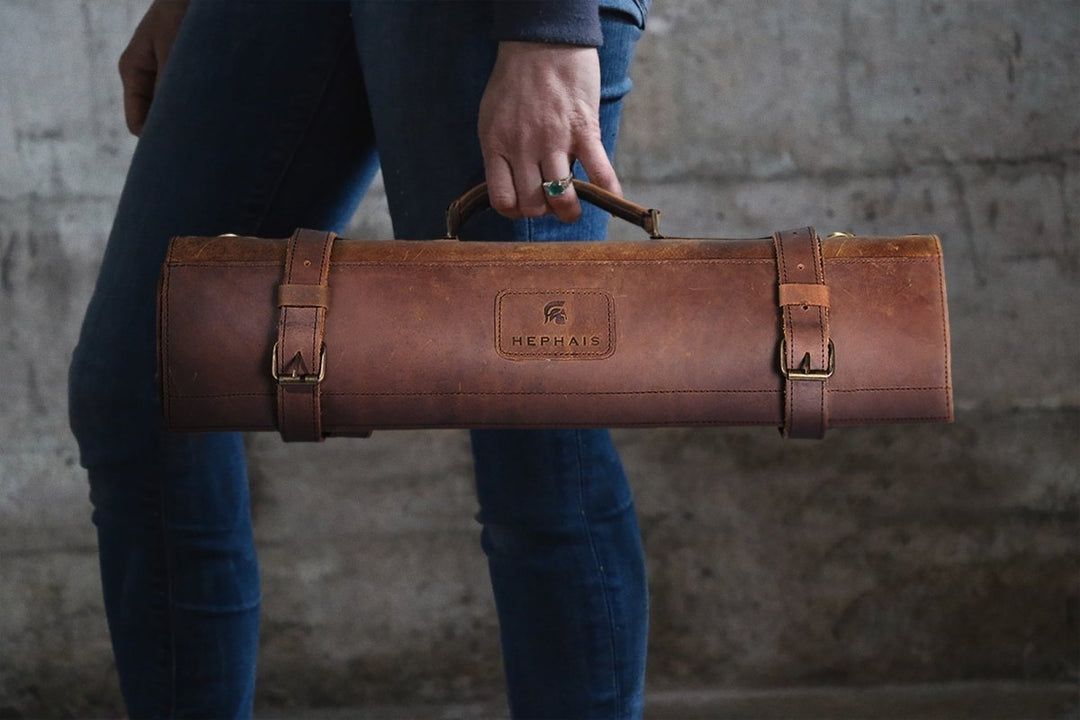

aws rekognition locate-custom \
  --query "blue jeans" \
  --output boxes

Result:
[69,2,648,718]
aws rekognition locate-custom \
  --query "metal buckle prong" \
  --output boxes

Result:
[779,339,835,381]
[271,341,326,384]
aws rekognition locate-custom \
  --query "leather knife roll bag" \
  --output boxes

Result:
[158,180,953,441]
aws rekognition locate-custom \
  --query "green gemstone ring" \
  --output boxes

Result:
[542,175,574,198]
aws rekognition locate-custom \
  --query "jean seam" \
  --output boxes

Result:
[575,431,623,718]
[147,471,177,719]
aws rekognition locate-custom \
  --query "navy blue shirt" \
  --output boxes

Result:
[491,0,649,46]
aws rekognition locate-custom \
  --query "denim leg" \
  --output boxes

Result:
[353,7,648,717]
[470,428,649,720]
[68,2,376,716]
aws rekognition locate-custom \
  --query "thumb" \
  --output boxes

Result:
[118,38,157,136]
[117,0,189,136]
[575,133,622,197]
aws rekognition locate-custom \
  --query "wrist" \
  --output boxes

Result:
[496,40,593,60]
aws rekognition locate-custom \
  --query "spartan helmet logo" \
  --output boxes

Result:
[544,300,567,325]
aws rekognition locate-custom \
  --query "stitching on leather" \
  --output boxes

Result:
[825,257,939,265]
[332,420,781,429]
[169,261,282,268]
[331,258,777,268]
[311,234,334,437]
[831,386,950,392]
[332,388,778,397]
[934,239,953,418]
[806,230,827,436]
[166,254,941,270]
[171,388,780,399]
[811,228,828,373]
[774,232,794,434]
[164,256,940,269]
[813,229,829,432]
[177,420,784,431]
[282,234,303,438]
[831,415,953,424]
[164,384,961,401]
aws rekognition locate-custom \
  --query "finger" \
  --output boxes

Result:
[575,134,622,197]
[120,67,156,136]
[485,155,520,220]
[513,161,547,218]
[123,92,152,136]
[540,154,581,224]
[119,47,156,136]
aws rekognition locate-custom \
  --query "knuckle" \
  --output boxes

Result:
[490,197,517,215]
[520,203,548,218]
[556,198,583,222]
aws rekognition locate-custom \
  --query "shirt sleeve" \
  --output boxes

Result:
[489,0,604,47]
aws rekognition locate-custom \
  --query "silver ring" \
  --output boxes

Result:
[541,175,574,198]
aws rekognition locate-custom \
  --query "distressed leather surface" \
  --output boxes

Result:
[158,231,953,438]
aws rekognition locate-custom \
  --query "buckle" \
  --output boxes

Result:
[779,339,835,381]
[271,341,326,384]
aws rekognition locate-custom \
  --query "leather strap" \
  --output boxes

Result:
[275,229,335,442]
[774,227,831,439]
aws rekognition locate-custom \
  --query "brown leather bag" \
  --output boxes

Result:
[157,181,953,441]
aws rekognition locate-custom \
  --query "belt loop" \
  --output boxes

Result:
[773,227,831,439]
[274,228,335,442]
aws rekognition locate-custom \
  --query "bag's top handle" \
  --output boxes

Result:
[445,179,663,240]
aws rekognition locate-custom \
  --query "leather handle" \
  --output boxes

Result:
[445,179,663,239]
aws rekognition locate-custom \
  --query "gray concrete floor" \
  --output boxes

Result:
[259,681,1079,720]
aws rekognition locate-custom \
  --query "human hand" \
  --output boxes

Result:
[118,0,190,135]
[478,41,620,224]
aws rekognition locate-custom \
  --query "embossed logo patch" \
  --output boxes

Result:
[496,290,615,360]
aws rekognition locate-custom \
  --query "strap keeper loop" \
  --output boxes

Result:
[779,283,830,309]
[278,283,329,308]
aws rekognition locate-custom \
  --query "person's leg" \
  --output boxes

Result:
[68,2,377,715]
[352,5,648,717]
[469,427,649,719]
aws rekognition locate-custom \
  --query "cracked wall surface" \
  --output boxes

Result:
[1,0,1077,716]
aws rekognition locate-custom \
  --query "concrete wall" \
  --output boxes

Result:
[1,0,1077,716]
